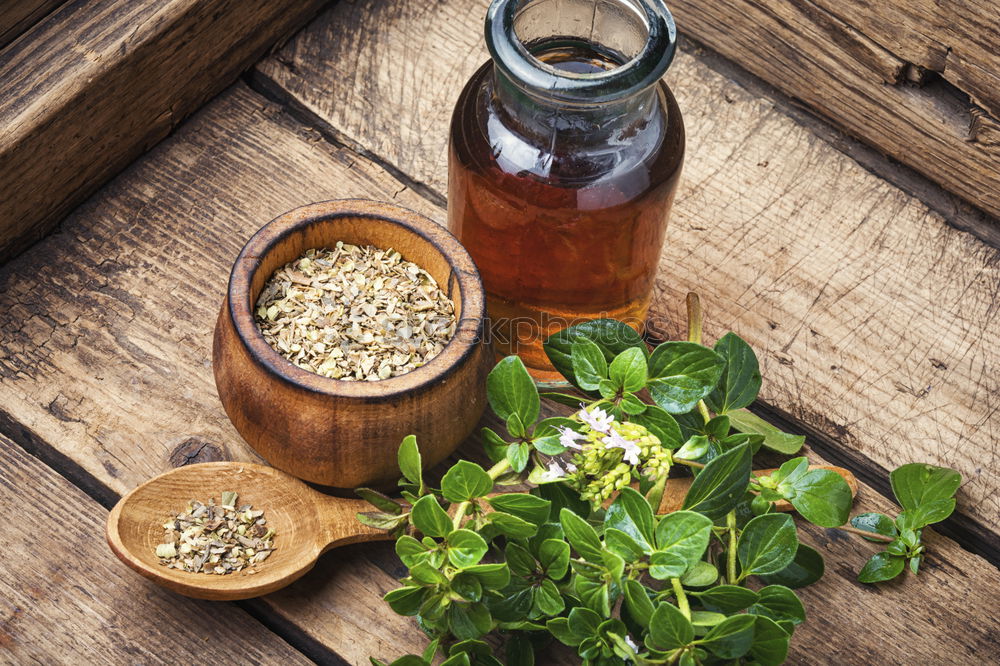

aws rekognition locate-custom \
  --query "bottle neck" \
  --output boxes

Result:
[491,66,660,147]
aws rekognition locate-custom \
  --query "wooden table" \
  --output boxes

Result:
[1,0,998,664]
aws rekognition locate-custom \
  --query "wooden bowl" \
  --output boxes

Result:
[213,200,492,490]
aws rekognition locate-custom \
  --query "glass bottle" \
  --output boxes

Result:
[448,0,684,382]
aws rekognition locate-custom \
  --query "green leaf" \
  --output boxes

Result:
[538,539,570,579]
[680,560,718,587]
[597,378,617,399]
[488,493,551,526]
[398,435,423,490]
[487,356,540,427]
[700,614,755,659]
[384,586,427,616]
[447,529,489,568]
[536,481,591,518]
[738,513,798,576]
[505,542,536,576]
[447,602,492,641]
[727,409,804,454]
[539,391,587,408]
[356,487,402,515]
[749,585,805,625]
[546,618,582,647]
[568,607,602,640]
[505,442,529,473]
[649,551,688,580]
[628,405,684,449]
[575,577,611,616]
[890,463,961,511]
[409,561,448,585]
[908,498,956,527]
[505,633,534,666]
[544,319,648,389]
[749,616,791,666]
[623,579,655,628]
[690,611,727,627]
[784,468,853,527]
[462,563,510,588]
[693,585,759,614]
[440,654,471,666]
[646,342,726,413]
[705,332,762,414]
[488,512,537,539]
[411,495,453,538]
[619,392,648,415]
[451,573,483,602]
[395,535,430,567]
[675,435,710,460]
[858,552,906,583]
[480,427,509,463]
[850,512,899,542]
[560,508,604,562]
[531,578,565,617]
[758,544,825,589]
[647,602,694,651]
[682,443,753,519]
[441,460,493,503]
[505,412,526,439]
[653,510,713,573]
[385,656,428,666]
[531,416,578,455]
[605,487,655,550]
[604,528,647,562]
[572,338,609,391]
[609,347,648,393]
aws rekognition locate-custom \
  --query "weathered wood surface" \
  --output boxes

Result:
[0,76,998,663]
[0,0,329,263]
[666,0,1000,220]
[254,0,1000,547]
[0,84,433,665]
[0,432,311,664]
[0,0,63,50]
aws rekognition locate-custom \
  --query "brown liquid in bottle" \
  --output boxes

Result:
[448,45,684,381]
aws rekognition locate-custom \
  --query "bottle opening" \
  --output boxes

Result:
[513,0,649,75]
[487,0,676,103]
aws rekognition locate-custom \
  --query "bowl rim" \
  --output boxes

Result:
[226,199,487,400]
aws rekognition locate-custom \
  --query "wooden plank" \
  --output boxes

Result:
[0,77,997,663]
[252,0,1000,548]
[0,0,329,263]
[0,83,435,664]
[0,432,311,664]
[0,0,64,50]
[664,0,1000,219]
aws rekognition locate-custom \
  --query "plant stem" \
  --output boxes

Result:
[673,457,706,469]
[671,577,690,620]
[726,511,739,583]
[686,292,702,345]
[697,400,712,424]
[837,524,896,543]
[452,459,511,530]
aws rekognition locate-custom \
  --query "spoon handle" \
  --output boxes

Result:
[317,495,397,553]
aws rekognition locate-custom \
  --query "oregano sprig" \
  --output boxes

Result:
[360,295,956,666]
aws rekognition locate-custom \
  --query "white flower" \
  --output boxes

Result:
[565,461,578,473]
[539,460,566,482]
[558,426,586,450]
[579,405,614,433]
[605,429,641,466]
[625,635,638,652]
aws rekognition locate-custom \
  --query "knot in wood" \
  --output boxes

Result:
[168,437,226,467]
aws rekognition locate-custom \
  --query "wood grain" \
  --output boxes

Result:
[0,0,63,50]
[253,0,1000,545]
[0,0,329,262]
[0,432,311,664]
[0,74,997,661]
[663,0,1000,219]
[0,84,437,664]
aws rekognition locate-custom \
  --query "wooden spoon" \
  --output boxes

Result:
[106,461,392,601]
[107,462,857,601]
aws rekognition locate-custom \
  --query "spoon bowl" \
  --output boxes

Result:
[106,461,390,600]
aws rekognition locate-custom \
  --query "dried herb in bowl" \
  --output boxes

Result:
[255,242,457,381]
[155,492,276,575]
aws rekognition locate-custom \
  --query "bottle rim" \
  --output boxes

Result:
[485,0,677,104]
